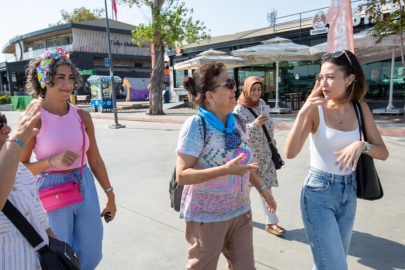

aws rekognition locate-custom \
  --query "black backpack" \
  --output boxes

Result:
[170,114,246,212]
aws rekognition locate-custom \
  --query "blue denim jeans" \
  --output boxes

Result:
[300,167,357,270]
[38,165,103,270]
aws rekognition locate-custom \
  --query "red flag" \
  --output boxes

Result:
[112,0,118,20]
[326,0,354,54]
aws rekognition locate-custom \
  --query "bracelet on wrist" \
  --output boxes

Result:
[5,138,25,148]
[256,185,266,193]
[47,156,56,168]
[104,187,114,194]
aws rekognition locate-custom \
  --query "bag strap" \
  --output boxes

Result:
[37,172,81,186]
[352,101,368,142]
[76,107,86,178]
[2,200,45,250]
[247,108,273,145]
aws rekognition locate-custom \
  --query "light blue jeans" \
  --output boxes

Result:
[38,165,103,270]
[300,167,357,270]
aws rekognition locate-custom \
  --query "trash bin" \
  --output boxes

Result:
[163,90,170,103]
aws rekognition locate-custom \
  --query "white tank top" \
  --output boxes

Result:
[310,105,360,175]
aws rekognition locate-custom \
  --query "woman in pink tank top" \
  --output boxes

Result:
[20,48,116,270]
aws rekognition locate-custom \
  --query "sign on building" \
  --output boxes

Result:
[105,58,110,67]
[310,11,329,36]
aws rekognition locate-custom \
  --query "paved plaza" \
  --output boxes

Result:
[5,112,405,270]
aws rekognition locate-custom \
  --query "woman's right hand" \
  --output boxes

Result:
[254,115,269,127]
[49,151,79,167]
[300,80,326,115]
[224,154,259,176]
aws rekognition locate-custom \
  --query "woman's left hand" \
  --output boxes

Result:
[101,196,117,222]
[259,189,277,213]
[334,141,365,172]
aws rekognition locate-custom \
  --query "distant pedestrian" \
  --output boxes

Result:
[285,50,389,270]
[21,48,117,270]
[177,63,276,270]
[234,76,285,236]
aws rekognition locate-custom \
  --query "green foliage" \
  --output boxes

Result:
[118,0,210,50]
[0,95,10,105]
[49,7,105,27]
[360,0,405,43]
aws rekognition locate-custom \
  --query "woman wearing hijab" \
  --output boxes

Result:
[234,76,285,236]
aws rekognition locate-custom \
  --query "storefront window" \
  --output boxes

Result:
[174,70,187,88]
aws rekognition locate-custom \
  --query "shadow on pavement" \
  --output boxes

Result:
[275,228,405,270]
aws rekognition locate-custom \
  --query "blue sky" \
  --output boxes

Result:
[0,0,367,62]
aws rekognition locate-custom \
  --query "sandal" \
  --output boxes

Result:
[265,224,286,236]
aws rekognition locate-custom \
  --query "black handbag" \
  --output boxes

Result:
[2,200,81,270]
[247,108,284,170]
[353,101,384,200]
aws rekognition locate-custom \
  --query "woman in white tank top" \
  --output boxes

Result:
[285,50,388,270]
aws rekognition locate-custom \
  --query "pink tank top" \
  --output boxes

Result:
[33,103,90,172]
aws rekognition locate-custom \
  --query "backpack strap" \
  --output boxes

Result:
[232,113,246,134]
[197,114,207,145]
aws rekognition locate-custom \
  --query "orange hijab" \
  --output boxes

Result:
[237,76,264,108]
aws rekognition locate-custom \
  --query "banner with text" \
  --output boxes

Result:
[326,0,354,54]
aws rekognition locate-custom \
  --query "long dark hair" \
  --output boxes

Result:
[321,50,367,104]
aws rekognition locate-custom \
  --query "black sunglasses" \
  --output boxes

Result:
[210,78,236,91]
[322,50,352,66]
[0,114,7,129]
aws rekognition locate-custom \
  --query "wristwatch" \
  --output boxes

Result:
[362,141,371,153]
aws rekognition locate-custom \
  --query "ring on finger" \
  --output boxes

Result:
[29,112,35,117]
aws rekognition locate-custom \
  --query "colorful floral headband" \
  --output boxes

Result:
[36,48,70,89]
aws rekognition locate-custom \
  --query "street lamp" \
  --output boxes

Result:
[104,0,125,129]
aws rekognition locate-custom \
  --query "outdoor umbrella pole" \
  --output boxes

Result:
[388,48,395,110]
[275,60,280,109]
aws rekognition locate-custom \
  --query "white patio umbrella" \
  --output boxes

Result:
[231,37,315,112]
[310,30,404,113]
[173,49,251,70]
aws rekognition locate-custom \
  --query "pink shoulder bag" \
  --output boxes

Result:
[37,107,86,212]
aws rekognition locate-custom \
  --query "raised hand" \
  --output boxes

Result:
[300,80,326,115]
[10,100,42,144]
[254,115,269,127]
[224,154,259,176]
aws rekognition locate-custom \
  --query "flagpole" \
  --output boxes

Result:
[104,0,125,129]
[111,0,114,20]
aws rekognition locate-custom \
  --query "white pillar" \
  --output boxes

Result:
[387,48,395,110]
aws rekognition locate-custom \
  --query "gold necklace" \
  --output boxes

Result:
[333,105,349,126]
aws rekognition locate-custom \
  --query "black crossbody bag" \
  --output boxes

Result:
[247,108,284,170]
[352,101,383,200]
[2,200,81,270]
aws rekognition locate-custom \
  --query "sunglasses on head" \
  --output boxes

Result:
[210,78,236,91]
[322,50,352,66]
[0,114,7,129]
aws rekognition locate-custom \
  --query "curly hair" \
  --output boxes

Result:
[25,56,83,98]
[182,63,226,108]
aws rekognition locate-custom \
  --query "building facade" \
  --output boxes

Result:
[1,19,152,96]
[168,4,405,109]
